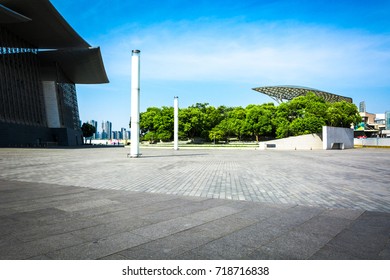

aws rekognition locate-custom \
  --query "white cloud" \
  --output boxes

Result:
[100,20,390,90]
[77,19,390,129]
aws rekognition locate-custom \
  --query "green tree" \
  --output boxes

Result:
[137,93,361,144]
[289,115,326,136]
[209,127,224,143]
[274,102,292,138]
[139,106,174,142]
[179,103,211,140]
[207,106,233,141]
[202,105,225,140]
[142,131,156,143]
[274,92,328,137]
[81,123,96,144]
[246,103,276,141]
[275,119,290,139]
[212,119,232,141]
[155,106,174,141]
[225,107,250,141]
[326,101,361,128]
[139,107,161,138]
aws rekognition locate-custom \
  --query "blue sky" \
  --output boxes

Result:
[50,0,390,131]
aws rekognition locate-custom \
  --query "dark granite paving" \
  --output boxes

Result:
[0,147,389,259]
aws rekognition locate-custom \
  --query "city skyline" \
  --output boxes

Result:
[86,119,130,140]
[51,0,390,131]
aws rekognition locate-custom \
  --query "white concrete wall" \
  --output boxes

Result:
[259,126,355,150]
[354,138,390,147]
[42,81,61,128]
[322,126,354,150]
[259,134,323,150]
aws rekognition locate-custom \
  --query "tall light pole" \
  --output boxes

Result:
[130,50,141,157]
[174,96,179,150]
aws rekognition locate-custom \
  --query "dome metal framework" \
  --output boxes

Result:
[252,85,353,103]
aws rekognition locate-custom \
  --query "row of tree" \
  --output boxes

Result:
[138,92,361,142]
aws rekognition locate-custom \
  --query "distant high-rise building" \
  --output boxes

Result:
[359,101,366,113]
[121,128,127,140]
[88,120,98,139]
[101,121,112,139]
[386,111,390,130]
[101,121,105,139]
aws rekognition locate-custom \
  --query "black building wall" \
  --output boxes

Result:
[0,26,47,128]
[0,122,51,147]
[0,25,82,147]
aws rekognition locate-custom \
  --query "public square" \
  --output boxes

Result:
[0,147,389,259]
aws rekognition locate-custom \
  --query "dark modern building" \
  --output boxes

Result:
[0,0,109,147]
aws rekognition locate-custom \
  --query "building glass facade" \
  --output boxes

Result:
[0,1,108,147]
[0,25,83,146]
[57,82,80,131]
[0,26,46,127]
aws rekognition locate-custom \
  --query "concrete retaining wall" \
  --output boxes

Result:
[259,126,355,150]
[259,133,323,150]
[323,126,354,150]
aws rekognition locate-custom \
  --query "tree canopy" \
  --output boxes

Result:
[81,122,96,144]
[138,93,361,142]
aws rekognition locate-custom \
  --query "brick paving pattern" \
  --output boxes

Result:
[0,147,389,259]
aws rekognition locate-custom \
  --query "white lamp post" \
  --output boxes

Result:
[130,50,141,157]
[174,96,179,150]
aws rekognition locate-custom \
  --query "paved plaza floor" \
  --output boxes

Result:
[0,147,389,259]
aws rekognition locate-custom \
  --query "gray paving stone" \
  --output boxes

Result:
[130,217,206,240]
[98,253,128,260]
[4,208,69,225]
[213,222,288,249]
[0,233,85,260]
[246,248,278,260]
[0,235,21,248]
[119,229,215,260]
[293,215,353,237]
[70,218,154,242]
[177,238,256,260]
[0,148,389,260]
[27,254,54,260]
[379,245,390,259]
[46,232,151,260]
[233,204,293,222]
[266,205,324,230]
[184,205,244,222]
[68,203,130,219]
[1,148,389,212]
[139,201,226,224]
[190,213,258,239]
[55,199,119,212]
[320,208,365,220]
[12,217,103,242]
[309,245,361,260]
[350,211,390,234]
[258,230,333,260]
[89,208,149,223]
[324,229,389,259]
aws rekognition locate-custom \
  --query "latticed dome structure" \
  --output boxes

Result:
[252,85,352,103]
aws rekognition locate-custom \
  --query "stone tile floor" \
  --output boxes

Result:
[0,147,389,259]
